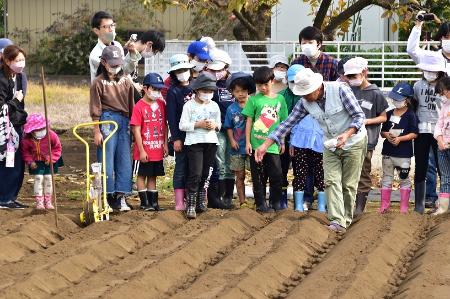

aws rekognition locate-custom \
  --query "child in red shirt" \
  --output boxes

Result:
[130,73,168,211]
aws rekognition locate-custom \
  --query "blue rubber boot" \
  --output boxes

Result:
[294,191,304,212]
[317,191,326,212]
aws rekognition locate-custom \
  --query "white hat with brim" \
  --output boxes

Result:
[168,62,194,73]
[292,68,324,96]
[168,54,194,73]
[206,61,226,71]
[344,57,368,75]
[416,53,447,72]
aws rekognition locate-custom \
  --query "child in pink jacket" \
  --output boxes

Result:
[21,114,62,209]
[433,77,450,215]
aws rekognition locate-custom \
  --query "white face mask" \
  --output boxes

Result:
[301,43,319,58]
[198,92,214,102]
[33,128,47,140]
[176,70,191,82]
[215,70,227,81]
[288,82,295,91]
[192,60,206,72]
[349,78,363,87]
[109,66,121,75]
[274,70,287,81]
[442,39,450,53]
[423,71,438,82]
[141,43,154,58]
[10,60,25,73]
[102,31,116,44]
[393,100,406,109]
[148,90,161,100]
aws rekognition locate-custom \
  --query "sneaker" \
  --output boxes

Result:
[118,196,131,212]
[2,201,28,209]
[327,223,346,233]
[303,202,309,211]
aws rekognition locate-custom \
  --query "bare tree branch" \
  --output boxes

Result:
[313,0,333,29]
[232,9,259,37]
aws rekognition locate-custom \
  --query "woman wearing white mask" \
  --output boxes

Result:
[412,53,448,214]
[90,45,135,212]
[291,26,339,81]
[407,12,450,75]
[166,54,195,211]
[179,73,222,219]
[0,45,28,209]
[269,55,289,93]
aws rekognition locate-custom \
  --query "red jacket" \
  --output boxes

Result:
[21,130,62,165]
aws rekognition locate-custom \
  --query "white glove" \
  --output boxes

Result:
[14,90,24,102]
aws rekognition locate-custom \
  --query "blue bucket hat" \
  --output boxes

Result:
[287,64,305,82]
[226,72,256,94]
[389,82,414,101]
[143,73,165,89]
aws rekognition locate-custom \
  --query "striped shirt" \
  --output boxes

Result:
[269,83,365,144]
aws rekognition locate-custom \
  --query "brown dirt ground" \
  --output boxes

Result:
[0,132,448,298]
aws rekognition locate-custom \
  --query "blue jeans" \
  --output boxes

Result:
[426,148,438,202]
[216,131,234,180]
[173,144,188,189]
[97,111,132,194]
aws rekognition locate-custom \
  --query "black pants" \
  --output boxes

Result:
[250,153,282,207]
[186,143,217,194]
[280,145,290,188]
[414,133,441,183]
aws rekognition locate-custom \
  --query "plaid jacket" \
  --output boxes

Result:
[291,52,339,81]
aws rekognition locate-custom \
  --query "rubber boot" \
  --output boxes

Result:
[139,190,152,210]
[207,181,229,209]
[433,193,450,216]
[317,191,326,213]
[148,190,165,211]
[44,195,54,209]
[223,179,235,208]
[414,181,426,214]
[186,192,197,219]
[174,189,185,211]
[35,195,45,210]
[280,187,288,209]
[294,191,304,212]
[353,192,367,217]
[107,193,119,210]
[399,188,411,214]
[379,188,392,214]
[196,188,208,213]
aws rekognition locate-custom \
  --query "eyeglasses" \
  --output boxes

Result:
[99,23,116,30]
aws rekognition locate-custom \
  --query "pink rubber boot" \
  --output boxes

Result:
[35,196,45,210]
[399,188,410,214]
[174,189,185,211]
[379,188,392,214]
[44,195,54,209]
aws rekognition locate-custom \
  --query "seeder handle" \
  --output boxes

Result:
[72,121,118,208]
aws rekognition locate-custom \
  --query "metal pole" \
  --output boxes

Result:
[40,66,59,228]
[3,0,7,37]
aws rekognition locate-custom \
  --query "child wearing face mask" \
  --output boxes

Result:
[206,49,236,209]
[179,73,222,219]
[379,83,418,214]
[291,26,339,81]
[412,53,447,214]
[166,54,195,211]
[90,45,135,212]
[269,55,289,94]
[343,57,389,217]
[433,77,450,215]
[130,73,168,212]
[21,114,62,210]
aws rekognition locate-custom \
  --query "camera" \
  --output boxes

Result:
[417,13,434,22]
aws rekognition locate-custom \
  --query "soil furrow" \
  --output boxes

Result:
[285,213,427,299]
[218,216,331,299]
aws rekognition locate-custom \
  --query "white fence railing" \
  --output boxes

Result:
[145,40,441,90]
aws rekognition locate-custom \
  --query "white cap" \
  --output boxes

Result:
[343,57,368,75]
[416,53,447,72]
[207,48,232,70]
[292,68,324,96]
[269,55,289,68]
[168,54,194,73]
[200,36,216,50]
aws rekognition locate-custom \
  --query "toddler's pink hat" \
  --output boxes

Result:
[24,113,49,134]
